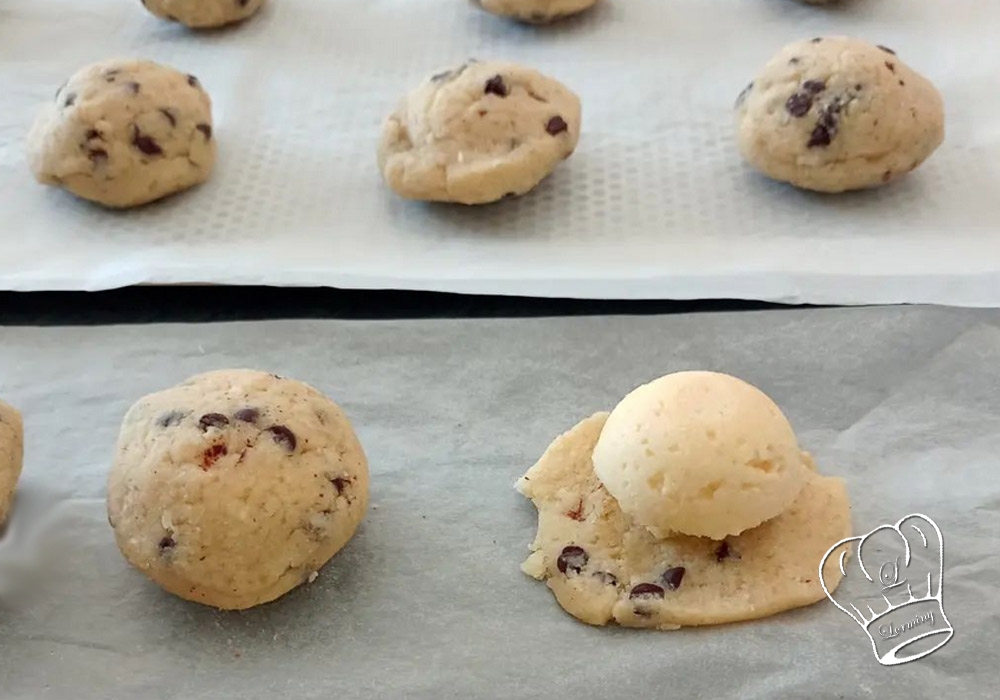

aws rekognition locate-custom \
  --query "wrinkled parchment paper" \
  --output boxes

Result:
[1,0,999,304]
[0,306,997,698]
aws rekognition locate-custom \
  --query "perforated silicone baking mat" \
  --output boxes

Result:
[1,0,998,304]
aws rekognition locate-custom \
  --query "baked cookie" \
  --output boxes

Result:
[0,400,24,527]
[736,37,944,192]
[378,60,581,204]
[475,0,600,24]
[517,413,851,628]
[27,59,216,208]
[107,370,369,610]
[141,0,266,28]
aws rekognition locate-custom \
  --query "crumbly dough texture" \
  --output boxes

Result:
[107,369,369,610]
[475,0,599,23]
[736,37,944,193]
[517,413,851,629]
[378,60,581,204]
[141,0,266,28]
[592,371,810,540]
[0,400,24,526]
[27,58,216,208]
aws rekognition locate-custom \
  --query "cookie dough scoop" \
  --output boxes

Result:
[0,399,24,527]
[107,370,369,610]
[592,371,811,540]
[378,60,581,204]
[735,37,944,192]
[475,0,601,24]
[141,0,267,28]
[27,58,216,208]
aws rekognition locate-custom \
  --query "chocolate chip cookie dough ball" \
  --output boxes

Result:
[0,400,24,526]
[141,0,266,28]
[475,0,600,24]
[592,372,810,540]
[27,59,216,208]
[736,37,944,192]
[107,370,369,610]
[378,60,581,204]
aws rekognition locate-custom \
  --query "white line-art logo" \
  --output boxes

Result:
[819,514,954,666]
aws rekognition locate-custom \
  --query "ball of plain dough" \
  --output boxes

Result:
[735,37,944,193]
[0,400,24,526]
[475,0,600,24]
[141,0,266,28]
[107,370,369,610]
[378,60,581,204]
[27,58,216,208]
[592,371,810,540]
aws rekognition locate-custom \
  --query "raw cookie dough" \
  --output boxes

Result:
[378,60,581,204]
[141,0,266,28]
[475,0,599,24]
[592,371,810,540]
[736,37,944,192]
[27,58,216,208]
[517,413,851,628]
[0,400,24,526]
[107,370,369,610]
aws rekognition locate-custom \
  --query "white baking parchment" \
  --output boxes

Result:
[0,306,997,698]
[1,1,999,305]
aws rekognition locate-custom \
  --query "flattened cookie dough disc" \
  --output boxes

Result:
[378,60,581,204]
[107,370,369,610]
[517,413,851,629]
[476,0,600,24]
[141,0,266,28]
[736,37,944,192]
[27,59,216,208]
[0,400,24,526]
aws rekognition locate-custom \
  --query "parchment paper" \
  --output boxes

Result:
[1,1,999,305]
[0,306,997,698]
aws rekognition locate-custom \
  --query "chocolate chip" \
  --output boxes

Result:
[661,567,686,590]
[556,545,589,575]
[735,81,754,108]
[788,57,800,65]
[802,79,826,94]
[629,583,665,599]
[593,571,618,586]
[855,84,863,91]
[715,541,732,562]
[484,75,508,97]
[132,127,163,156]
[63,93,76,108]
[159,108,176,127]
[196,123,212,139]
[198,413,230,430]
[85,129,102,140]
[127,81,141,94]
[885,61,896,73]
[545,116,568,136]
[104,69,121,83]
[810,37,823,44]
[329,476,351,494]
[157,410,186,428]
[265,425,297,452]
[785,92,813,117]
[234,407,259,423]
[88,148,108,163]
[899,79,906,87]
[431,69,453,82]
[158,536,176,551]
[808,124,832,148]
[187,74,200,88]
[878,45,896,55]
[201,443,228,469]
[238,0,250,6]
